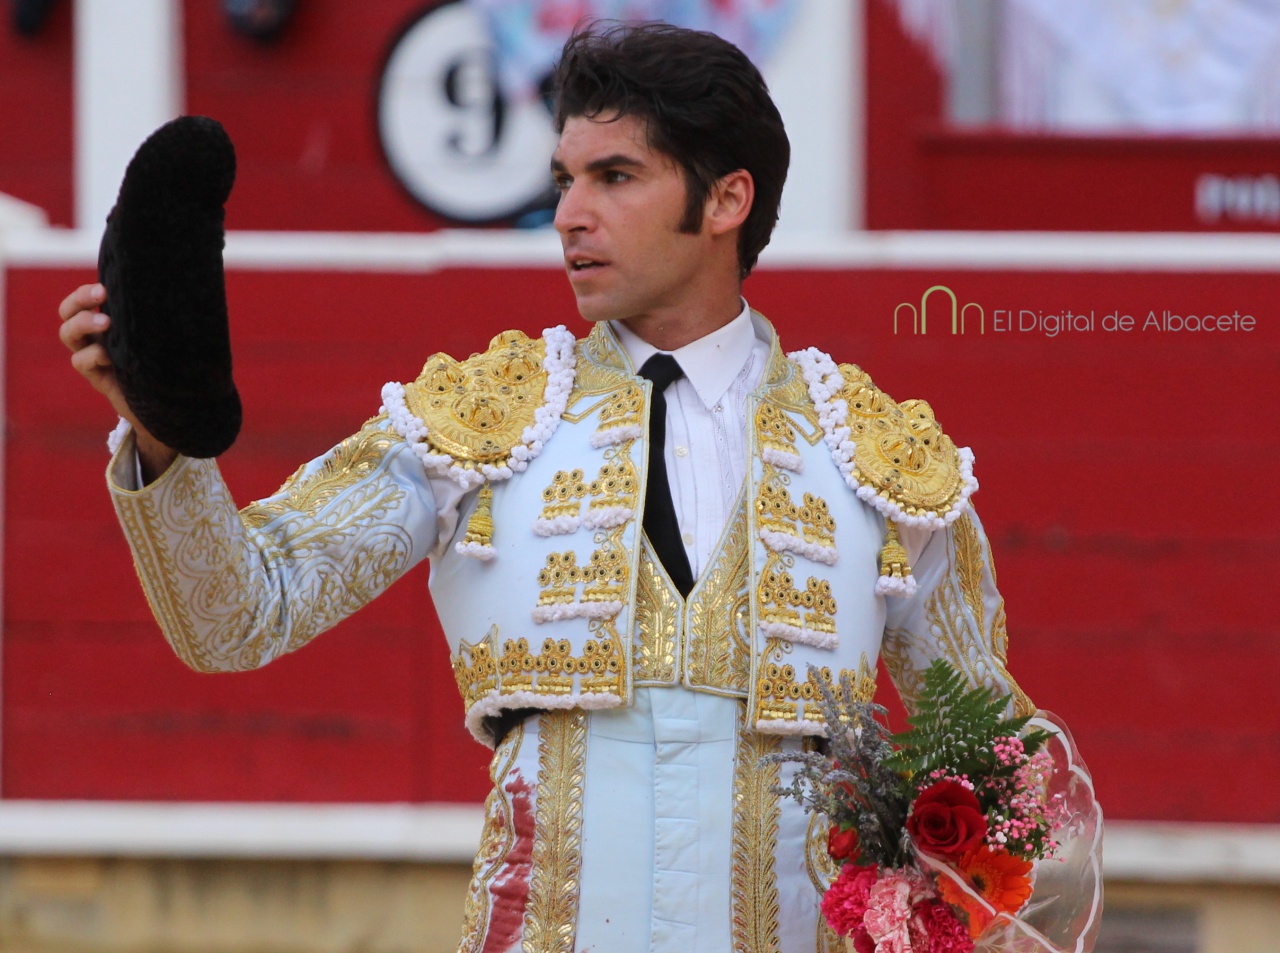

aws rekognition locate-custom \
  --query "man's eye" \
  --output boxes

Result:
[604,170,630,184]
[553,176,572,192]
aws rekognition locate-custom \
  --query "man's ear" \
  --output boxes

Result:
[705,169,754,237]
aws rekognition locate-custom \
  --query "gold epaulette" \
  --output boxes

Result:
[836,363,971,527]
[404,330,549,466]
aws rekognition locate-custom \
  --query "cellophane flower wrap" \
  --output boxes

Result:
[768,660,1103,952]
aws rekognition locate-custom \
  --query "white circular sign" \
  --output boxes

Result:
[377,2,560,223]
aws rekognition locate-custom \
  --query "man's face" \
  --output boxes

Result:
[551,113,711,328]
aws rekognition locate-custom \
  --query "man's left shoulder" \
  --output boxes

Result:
[783,348,977,531]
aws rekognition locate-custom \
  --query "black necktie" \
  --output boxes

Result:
[638,354,694,598]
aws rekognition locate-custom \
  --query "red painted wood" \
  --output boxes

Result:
[7,264,1279,820]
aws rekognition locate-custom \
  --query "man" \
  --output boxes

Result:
[60,22,1067,953]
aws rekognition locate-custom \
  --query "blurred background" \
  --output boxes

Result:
[0,1,1278,951]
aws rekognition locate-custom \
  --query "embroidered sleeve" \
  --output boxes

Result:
[107,415,439,673]
[881,508,1035,717]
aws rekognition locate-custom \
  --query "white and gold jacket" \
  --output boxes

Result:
[108,316,1033,745]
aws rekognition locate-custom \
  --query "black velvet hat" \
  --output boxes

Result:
[98,115,241,459]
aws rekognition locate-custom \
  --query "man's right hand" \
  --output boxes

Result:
[58,283,179,483]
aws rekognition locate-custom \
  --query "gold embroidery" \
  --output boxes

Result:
[878,520,913,585]
[581,548,627,605]
[463,483,495,548]
[405,330,547,465]
[538,469,587,523]
[242,423,399,529]
[499,637,623,695]
[756,402,799,459]
[731,720,782,953]
[522,711,587,953]
[536,552,581,607]
[452,632,499,707]
[837,363,966,520]
[903,531,1036,717]
[758,556,837,640]
[754,654,876,726]
[458,724,522,953]
[756,475,799,535]
[593,383,644,440]
[686,493,753,695]
[633,544,680,684]
[953,513,986,634]
[799,494,836,548]
[805,813,844,953]
[566,326,630,406]
[586,457,638,515]
[113,423,413,674]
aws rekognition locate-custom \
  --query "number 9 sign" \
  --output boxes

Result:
[377,1,559,224]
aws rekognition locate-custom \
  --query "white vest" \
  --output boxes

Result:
[383,318,976,745]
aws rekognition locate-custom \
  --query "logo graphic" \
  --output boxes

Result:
[894,285,984,334]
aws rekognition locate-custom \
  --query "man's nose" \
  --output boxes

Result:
[554,181,593,234]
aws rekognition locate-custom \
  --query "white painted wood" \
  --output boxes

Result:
[74,0,184,231]
[0,804,1274,884]
[10,228,1280,274]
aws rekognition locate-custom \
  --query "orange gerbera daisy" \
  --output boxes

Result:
[938,845,1034,939]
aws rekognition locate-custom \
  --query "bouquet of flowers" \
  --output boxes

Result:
[770,659,1074,952]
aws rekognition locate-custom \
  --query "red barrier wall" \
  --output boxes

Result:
[7,262,1279,820]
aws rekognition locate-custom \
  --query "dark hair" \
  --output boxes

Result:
[552,22,790,279]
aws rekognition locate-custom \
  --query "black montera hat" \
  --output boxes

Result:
[97,115,241,459]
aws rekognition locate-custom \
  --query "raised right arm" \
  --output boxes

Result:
[107,415,441,673]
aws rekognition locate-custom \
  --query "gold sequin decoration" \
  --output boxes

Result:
[538,469,587,523]
[536,552,581,607]
[731,719,782,953]
[521,711,587,953]
[463,483,495,547]
[405,330,548,465]
[592,383,644,442]
[586,456,638,515]
[757,556,837,639]
[756,402,800,459]
[754,655,877,726]
[837,363,965,520]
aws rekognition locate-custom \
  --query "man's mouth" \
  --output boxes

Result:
[568,257,607,273]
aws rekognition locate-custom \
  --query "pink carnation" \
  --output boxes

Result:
[821,864,878,952]
[917,899,975,953]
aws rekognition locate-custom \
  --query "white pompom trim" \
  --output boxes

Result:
[582,506,633,530]
[787,347,978,530]
[875,574,919,597]
[383,325,577,489]
[754,718,828,737]
[531,601,624,623]
[454,541,497,561]
[761,447,803,472]
[532,515,581,537]
[759,620,838,650]
[107,417,131,455]
[466,690,624,745]
[590,423,642,448]
[758,528,838,566]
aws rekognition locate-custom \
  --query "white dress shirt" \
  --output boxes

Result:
[612,300,770,579]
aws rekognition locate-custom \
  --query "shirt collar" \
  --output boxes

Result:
[612,300,758,410]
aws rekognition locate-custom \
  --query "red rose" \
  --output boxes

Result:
[827,824,860,862]
[906,781,987,858]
